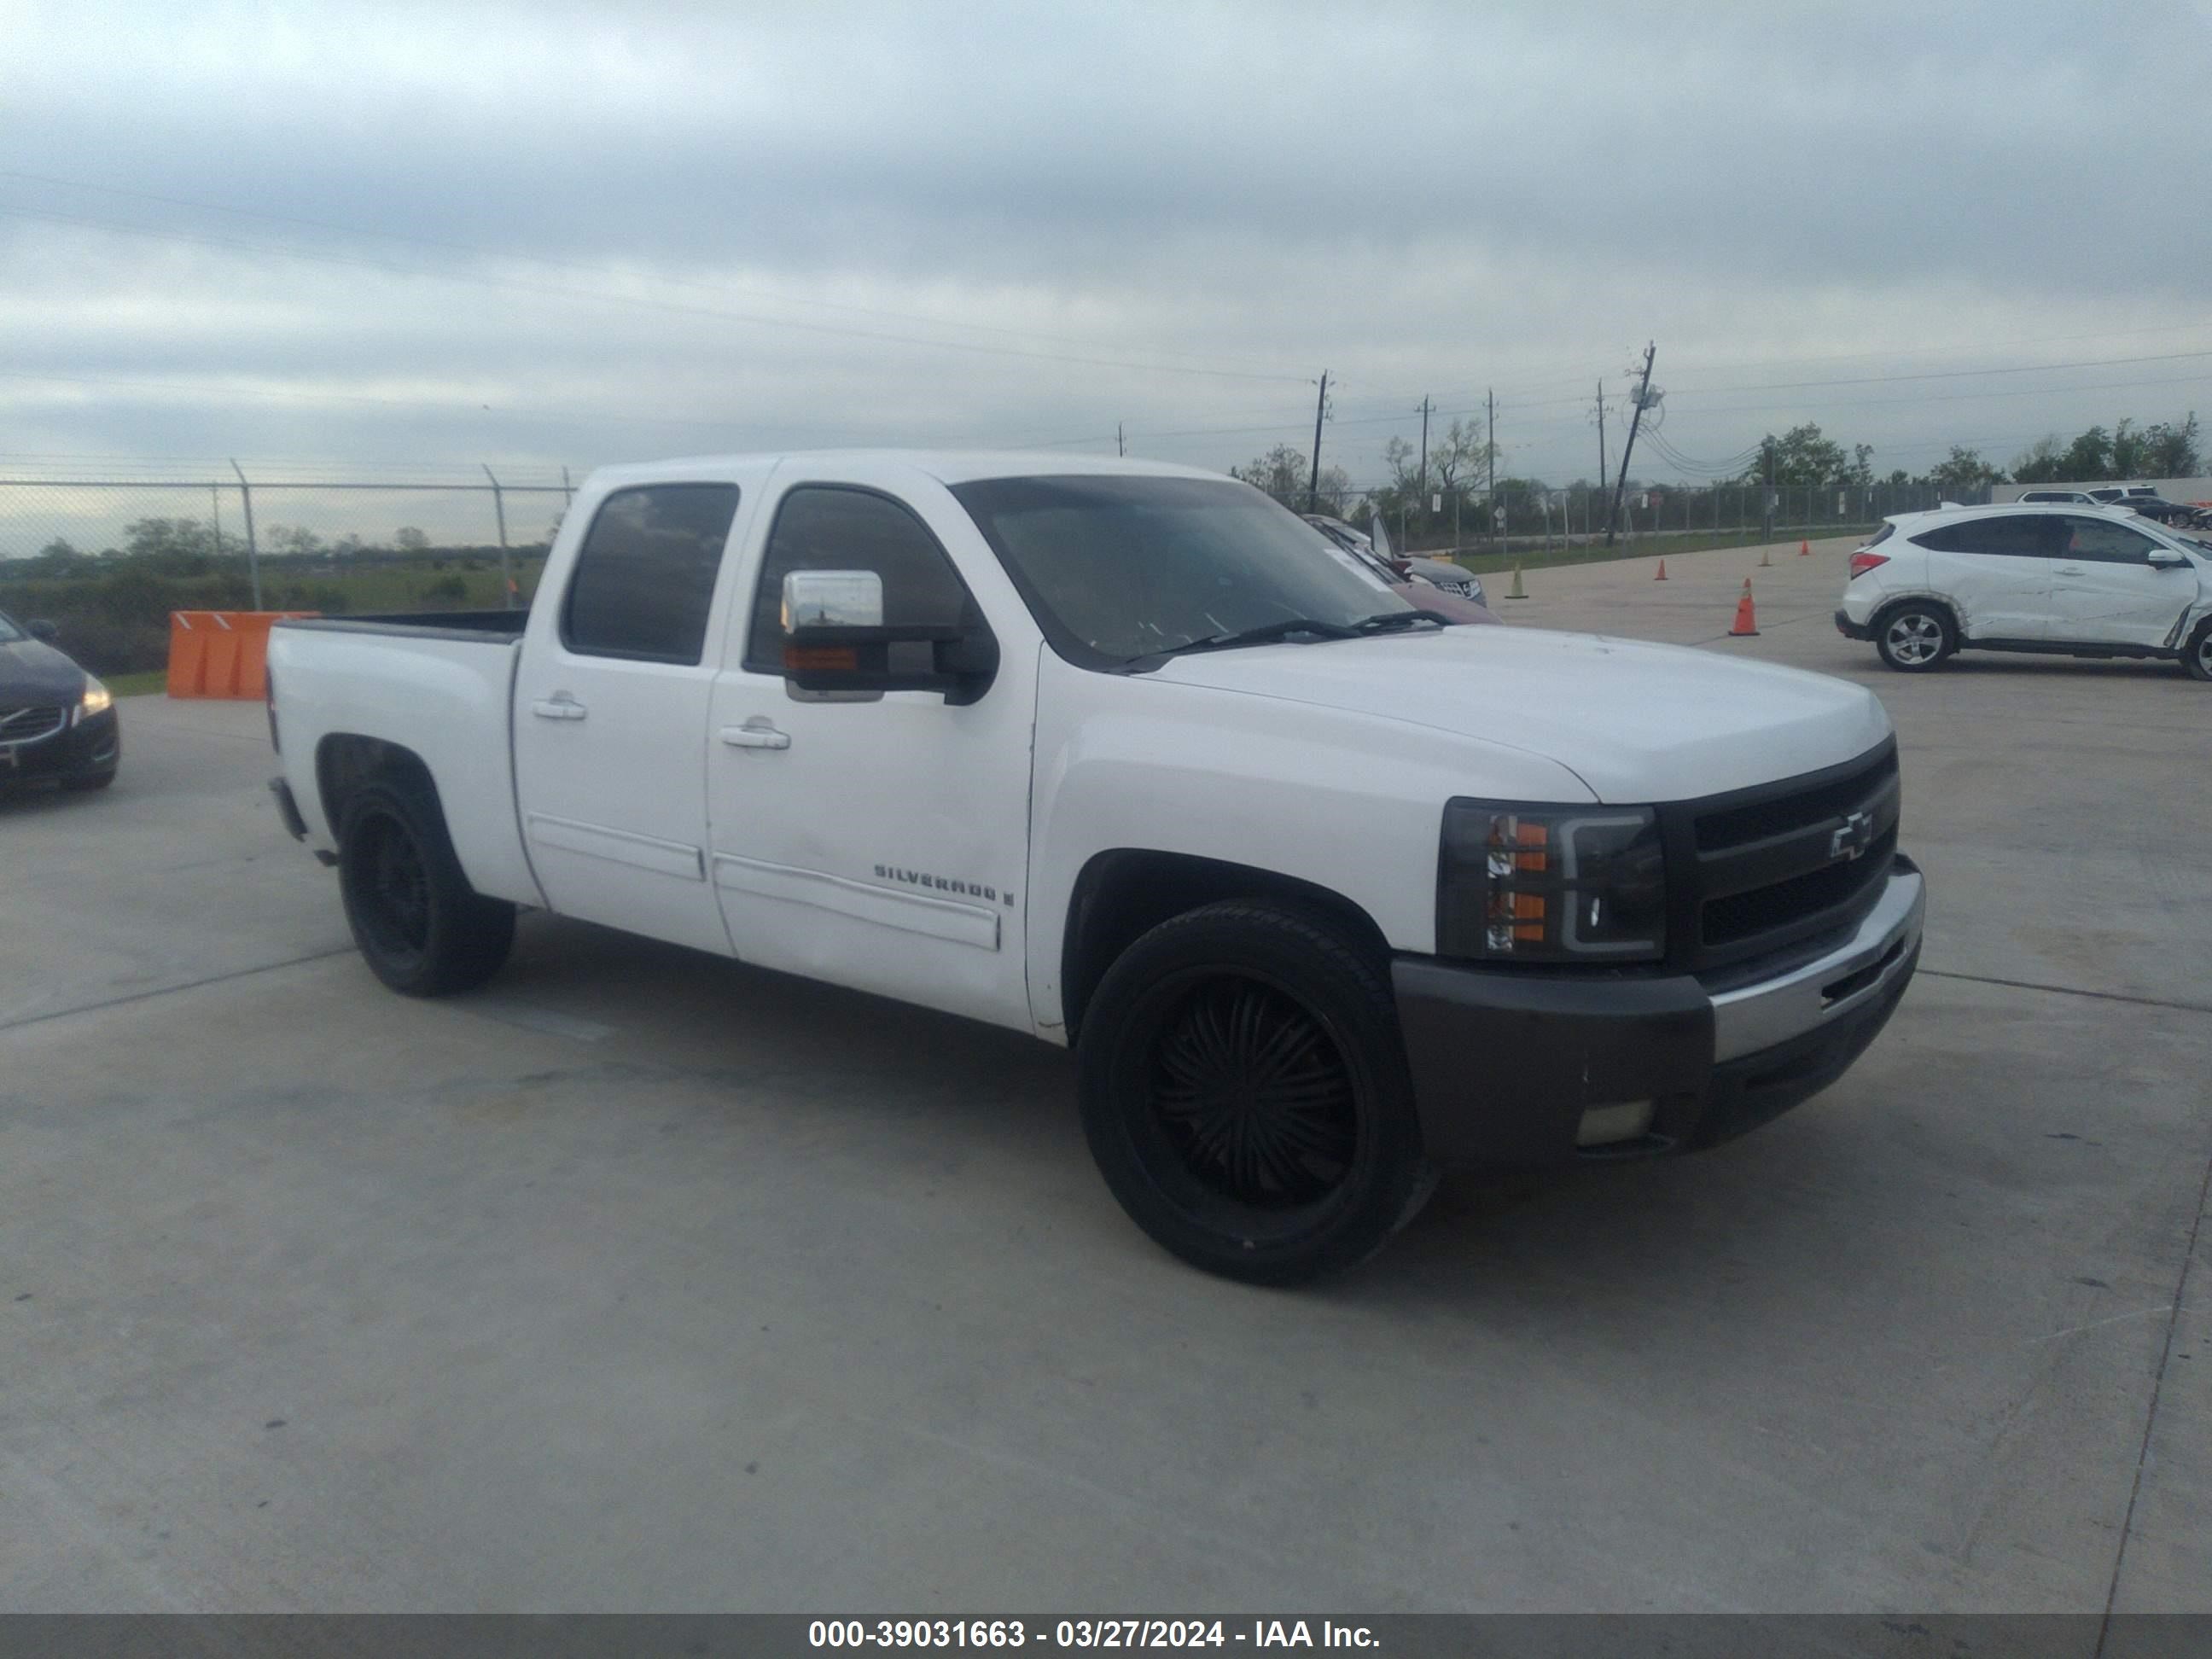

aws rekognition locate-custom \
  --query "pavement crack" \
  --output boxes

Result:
[1918,969,2212,1019]
[0,946,358,1034]
[2094,1134,2212,1653]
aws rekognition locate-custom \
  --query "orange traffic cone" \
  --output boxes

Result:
[1654,559,1668,581]
[1798,538,1811,557]
[1729,578,1760,637]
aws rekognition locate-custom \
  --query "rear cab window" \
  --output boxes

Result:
[562,484,742,664]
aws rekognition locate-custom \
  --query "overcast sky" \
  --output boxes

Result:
[7,0,2212,514]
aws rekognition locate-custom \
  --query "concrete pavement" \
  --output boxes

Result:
[2,542,2205,1616]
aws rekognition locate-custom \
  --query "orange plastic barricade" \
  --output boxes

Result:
[166,611,319,699]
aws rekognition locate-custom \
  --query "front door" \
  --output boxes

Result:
[705,474,1036,1031]
[2044,515,2197,649]
[513,480,749,958]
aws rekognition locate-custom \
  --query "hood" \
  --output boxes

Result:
[0,637,90,704]
[1150,625,1892,803]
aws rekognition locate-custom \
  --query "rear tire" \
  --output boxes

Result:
[1874,602,1955,672]
[337,774,515,996]
[1075,901,1435,1285]
[2185,620,2212,683]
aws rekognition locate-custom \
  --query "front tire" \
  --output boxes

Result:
[61,769,116,793]
[1874,602,1955,672]
[337,774,515,996]
[1076,901,1435,1285]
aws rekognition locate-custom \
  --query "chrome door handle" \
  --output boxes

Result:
[532,697,587,721]
[2055,566,2083,576]
[721,722,791,751]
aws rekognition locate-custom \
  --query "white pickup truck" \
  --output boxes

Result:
[267,453,1924,1283]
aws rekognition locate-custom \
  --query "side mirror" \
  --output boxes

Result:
[780,569,997,707]
[26,619,59,642]
[2147,551,2188,569]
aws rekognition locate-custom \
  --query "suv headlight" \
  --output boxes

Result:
[77,678,114,719]
[1437,800,1667,963]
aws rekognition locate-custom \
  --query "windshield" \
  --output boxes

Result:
[952,474,1417,667]
[0,610,25,644]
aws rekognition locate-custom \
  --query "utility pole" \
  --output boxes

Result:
[1596,379,1608,485]
[1762,436,1777,543]
[1306,370,1330,513]
[1417,396,1431,497]
[1117,422,1125,458]
[1487,388,1497,548]
[1604,343,1656,548]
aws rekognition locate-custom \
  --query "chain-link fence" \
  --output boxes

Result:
[2,464,2004,678]
[0,470,575,675]
[1282,478,1997,557]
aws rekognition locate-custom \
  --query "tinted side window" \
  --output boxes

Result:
[743,486,983,673]
[562,484,741,664]
[1914,516,2051,556]
[2057,516,2161,563]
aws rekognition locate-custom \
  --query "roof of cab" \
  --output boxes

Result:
[579,450,1231,490]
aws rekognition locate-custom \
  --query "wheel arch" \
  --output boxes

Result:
[316,732,440,837]
[1058,848,1392,1045]
[1871,592,1962,636]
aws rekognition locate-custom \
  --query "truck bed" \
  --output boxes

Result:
[278,609,529,643]
[266,612,540,906]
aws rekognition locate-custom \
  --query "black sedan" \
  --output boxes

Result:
[0,610,119,792]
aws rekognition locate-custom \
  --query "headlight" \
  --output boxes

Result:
[78,678,113,719]
[1437,800,1667,963]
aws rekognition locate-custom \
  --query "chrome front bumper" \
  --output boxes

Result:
[1709,861,1926,1063]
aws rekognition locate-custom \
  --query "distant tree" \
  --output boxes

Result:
[2139,413,2201,478]
[266,525,323,557]
[2060,426,2114,480]
[1229,443,1348,507]
[2009,435,2069,483]
[120,517,219,573]
[29,538,89,572]
[1848,445,1875,489]
[1741,423,1851,487]
[394,527,431,553]
[1926,446,2005,493]
[1429,417,1496,499]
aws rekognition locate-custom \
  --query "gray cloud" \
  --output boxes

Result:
[4,0,2211,501]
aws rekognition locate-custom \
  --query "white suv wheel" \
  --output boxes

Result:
[1876,606,1953,672]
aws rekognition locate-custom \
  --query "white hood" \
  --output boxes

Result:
[1151,626,1892,803]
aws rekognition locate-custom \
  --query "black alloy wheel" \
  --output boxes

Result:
[1076,901,1434,1284]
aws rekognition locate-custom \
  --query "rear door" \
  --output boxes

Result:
[703,469,1039,1031]
[2044,515,2198,649]
[1913,514,2055,640]
[512,478,752,956]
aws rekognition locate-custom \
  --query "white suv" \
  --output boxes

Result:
[1836,504,2212,680]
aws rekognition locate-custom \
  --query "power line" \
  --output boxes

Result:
[0,168,1304,375]
[0,202,1313,387]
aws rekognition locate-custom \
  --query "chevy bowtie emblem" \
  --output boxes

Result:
[1830,810,1875,862]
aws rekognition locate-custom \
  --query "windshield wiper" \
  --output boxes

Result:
[1155,610,1444,659]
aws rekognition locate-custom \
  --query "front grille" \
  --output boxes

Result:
[1703,825,1897,947]
[0,706,67,746]
[1695,749,1895,851]
[1672,742,1901,969]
